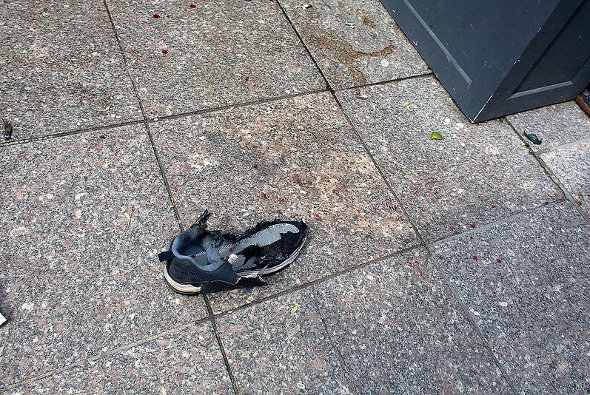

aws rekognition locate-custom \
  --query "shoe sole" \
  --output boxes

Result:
[163,235,307,295]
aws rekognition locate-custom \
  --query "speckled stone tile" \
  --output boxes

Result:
[0,1,142,141]
[106,0,325,118]
[541,140,590,218]
[314,248,510,393]
[434,202,590,394]
[217,290,354,394]
[507,102,590,152]
[5,323,233,394]
[337,76,563,242]
[0,126,207,386]
[279,0,428,90]
[151,92,419,313]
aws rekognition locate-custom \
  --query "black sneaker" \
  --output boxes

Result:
[159,210,308,295]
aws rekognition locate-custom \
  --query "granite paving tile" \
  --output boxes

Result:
[0,1,142,141]
[5,323,233,394]
[279,0,429,90]
[217,291,354,394]
[107,0,325,118]
[541,140,590,218]
[434,202,590,394]
[337,76,563,242]
[314,248,510,394]
[0,125,207,386]
[507,101,590,152]
[151,92,419,313]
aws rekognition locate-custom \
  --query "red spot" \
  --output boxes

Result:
[470,223,476,228]
[496,258,502,263]
[245,0,251,2]
[313,213,322,221]
[190,3,196,8]
[418,270,423,277]
[469,236,473,240]
[332,186,340,195]
[153,13,160,18]
[386,201,397,211]
[251,164,258,169]
[438,255,444,260]
[472,255,479,262]
[491,204,497,208]
[260,193,269,200]
[290,214,296,219]
[161,49,168,54]
[293,173,313,187]
[577,200,583,206]
[278,197,288,203]
[131,50,139,55]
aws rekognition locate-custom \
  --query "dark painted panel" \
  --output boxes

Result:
[381,0,590,122]
[516,0,590,93]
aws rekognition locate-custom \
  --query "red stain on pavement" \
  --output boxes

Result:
[153,13,160,18]
[386,201,397,211]
[496,258,502,263]
[472,255,479,262]
[161,49,168,54]
[190,4,196,8]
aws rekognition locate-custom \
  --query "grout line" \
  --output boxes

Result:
[0,244,422,393]
[203,295,240,395]
[333,71,434,93]
[329,90,426,248]
[0,76,434,150]
[274,0,332,92]
[0,119,145,148]
[426,199,568,246]
[309,293,362,393]
[423,245,520,395]
[504,118,590,223]
[0,319,207,392]
[530,134,590,155]
[269,5,517,391]
[145,88,329,123]
[103,0,183,229]
[211,243,422,320]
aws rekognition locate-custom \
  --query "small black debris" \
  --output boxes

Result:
[524,132,542,145]
[2,118,13,141]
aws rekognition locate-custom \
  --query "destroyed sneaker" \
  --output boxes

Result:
[159,210,308,295]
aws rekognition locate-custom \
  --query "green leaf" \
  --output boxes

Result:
[430,132,442,140]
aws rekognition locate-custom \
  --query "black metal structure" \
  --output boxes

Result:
[381,0,590,122]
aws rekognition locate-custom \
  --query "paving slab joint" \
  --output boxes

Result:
[504,118,590,223]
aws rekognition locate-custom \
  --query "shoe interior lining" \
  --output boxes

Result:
[173,223,301,270]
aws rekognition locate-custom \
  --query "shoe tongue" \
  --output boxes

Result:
[206,246,225,266]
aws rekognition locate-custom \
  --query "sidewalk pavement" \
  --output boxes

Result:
[1,0,589,393]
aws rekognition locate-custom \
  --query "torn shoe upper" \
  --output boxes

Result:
[159,210,308,294]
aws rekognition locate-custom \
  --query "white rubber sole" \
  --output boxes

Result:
[163,235,307,294]
[163,267,202,295]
